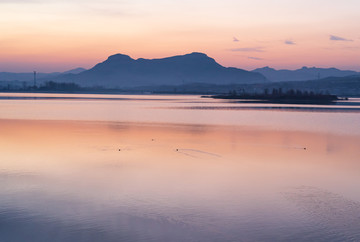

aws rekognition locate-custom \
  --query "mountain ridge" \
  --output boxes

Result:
[253,66,359,82]
[53,52,267,88]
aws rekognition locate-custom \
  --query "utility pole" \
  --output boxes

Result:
[33,71,37,87]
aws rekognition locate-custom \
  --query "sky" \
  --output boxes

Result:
[0,0,360,72]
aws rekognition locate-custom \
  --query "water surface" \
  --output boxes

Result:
[1,93,360,241]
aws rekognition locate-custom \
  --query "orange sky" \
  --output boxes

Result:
[0,0,359,72]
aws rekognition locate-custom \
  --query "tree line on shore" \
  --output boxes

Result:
[221,88,339,100]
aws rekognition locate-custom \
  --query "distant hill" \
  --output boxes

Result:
[134,75,360,97]
[54,52,267,88]
[61,68,87,75]
[253,66,359,82]
[0,68,86,82]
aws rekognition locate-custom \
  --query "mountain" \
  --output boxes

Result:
[54,52,267,88]
[0,68,87,82]
[253,66,359,82]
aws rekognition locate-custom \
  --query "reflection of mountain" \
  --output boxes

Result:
[253,66,359,82]
[54,52,267,88]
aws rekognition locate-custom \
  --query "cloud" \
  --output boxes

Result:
[0,0,38,3]
[0,0,61,3]
[0,0,124,4]
[330,35,353,42]
[229,47,265,52]
[0,0,134,17]
[233,37,239,42]
[285,40,295,45]
[248,56,263,60]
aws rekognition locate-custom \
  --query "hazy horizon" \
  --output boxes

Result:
[1,0,359,72]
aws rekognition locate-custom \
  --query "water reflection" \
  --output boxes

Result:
[1,119,360,241]
[0,94,360,135]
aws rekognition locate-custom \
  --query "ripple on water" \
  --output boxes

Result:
[283,186,360,241]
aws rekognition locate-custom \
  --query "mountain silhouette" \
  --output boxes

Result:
[55,52,267,88]
[253,66,359,82]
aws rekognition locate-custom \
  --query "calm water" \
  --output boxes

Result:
[1,93,360,241]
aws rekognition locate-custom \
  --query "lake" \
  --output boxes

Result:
[1,93,360,241]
